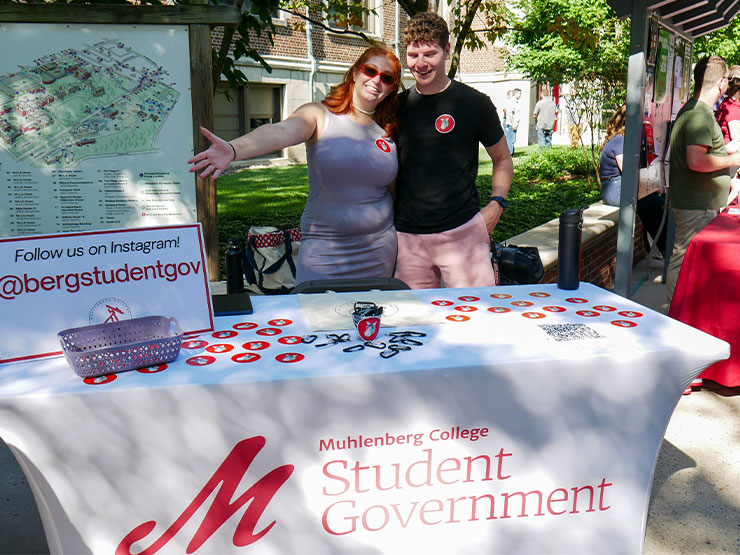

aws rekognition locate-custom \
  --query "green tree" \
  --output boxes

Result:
[506,0,629,186]
[694,18,740,65]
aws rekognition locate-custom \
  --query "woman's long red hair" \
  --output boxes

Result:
[322,45,401,137]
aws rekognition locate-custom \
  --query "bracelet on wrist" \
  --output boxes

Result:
[228,142,237,161]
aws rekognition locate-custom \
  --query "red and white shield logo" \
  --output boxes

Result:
[435,114,455,134]
[357,316,381,341]
[376,138,391,152]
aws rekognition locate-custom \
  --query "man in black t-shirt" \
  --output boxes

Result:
[394,12,513,289]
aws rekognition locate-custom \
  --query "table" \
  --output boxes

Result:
[669,206,740,387]
[0,283,728,554]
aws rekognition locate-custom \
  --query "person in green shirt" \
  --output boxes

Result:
[667,55,740,301]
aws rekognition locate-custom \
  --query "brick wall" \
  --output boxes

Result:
[539,219,647,289]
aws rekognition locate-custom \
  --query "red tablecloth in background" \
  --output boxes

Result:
[669,205,740,386]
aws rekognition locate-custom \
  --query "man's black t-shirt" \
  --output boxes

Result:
[394,81,504,234]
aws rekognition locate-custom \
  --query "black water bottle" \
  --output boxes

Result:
[225,237,244,294]
[557,207,585,290]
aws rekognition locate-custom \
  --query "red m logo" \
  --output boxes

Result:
[116,436,294,554]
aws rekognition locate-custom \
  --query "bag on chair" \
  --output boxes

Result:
[491,241,545,285]
[243,226,301,294]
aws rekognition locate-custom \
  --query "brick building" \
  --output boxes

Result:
[212,2,540,165]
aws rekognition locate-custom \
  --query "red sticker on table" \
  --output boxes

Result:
[186,355,216,366]
[276,353,304,363]
[566,298,588,303]
[618,310,643,318]
[243,341,270,351]
[511,300,534,307]
[83,374,117,385]
[576,310,600,317]
[529,292,550,298]
[432,300,454,306]
[182,340,208,350]
[256,328,282,336]
[612,320,637,328]
[593,305,616,312]
[232,352,261,363]
[233,322,258,330]
[206,344,234,354]
[446,314,470,322]
[543,306,566,312]
[491,293,512,299]
[488,307,511,313]
[137,364,167,374]
[455,305,477,312]
[522,312,545,319]
[458,295,480,302]
[212,330,238,339]
[278,336,303,345]
[268,319,293,326]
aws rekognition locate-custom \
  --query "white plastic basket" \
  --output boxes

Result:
[58,316,183,378]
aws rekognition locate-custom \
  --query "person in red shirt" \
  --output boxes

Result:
[715,65,740,153]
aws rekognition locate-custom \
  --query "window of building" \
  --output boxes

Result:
[214,83,283,159]
[326,0,379,36]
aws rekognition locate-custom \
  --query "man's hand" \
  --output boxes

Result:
[480,201,505,234]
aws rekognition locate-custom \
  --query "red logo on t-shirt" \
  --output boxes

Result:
[435,114,455,134]
[376,138,391,152]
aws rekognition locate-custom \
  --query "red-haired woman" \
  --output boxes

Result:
[189,46,401,283]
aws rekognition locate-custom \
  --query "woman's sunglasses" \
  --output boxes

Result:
[359,64,396,86]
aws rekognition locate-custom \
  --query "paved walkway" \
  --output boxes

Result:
[1,257,738,554]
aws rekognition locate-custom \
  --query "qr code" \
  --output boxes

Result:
[539,323,603,342]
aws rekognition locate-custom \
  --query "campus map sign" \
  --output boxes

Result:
[0,23,196,238]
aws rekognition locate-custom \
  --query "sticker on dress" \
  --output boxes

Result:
[137,364,168,374]
[268,319,293,326]
[206,344,234,354]
[186,355,216,366]
[491,293,512,299]
[231,352,261,363]
[243,341,270,350]
[543,306,566,312]
[529,292,551,298]
[233,322,258,330]
[83,374,117,385]
[376,138,392,153]
[565,297,588,303]
[432,300,454,306]
[593,305,616,312]
[458,295,480,302]
[511,300,534,307]
[455,305,477,312]
[276,353,305,363]
[488,307,511,313]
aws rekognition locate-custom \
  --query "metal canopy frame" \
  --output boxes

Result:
[607,0,740,298]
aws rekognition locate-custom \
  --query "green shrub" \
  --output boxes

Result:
[215,147,602,275]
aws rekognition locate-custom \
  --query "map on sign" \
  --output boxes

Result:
[0,24,197,238]
[0,39,178,168]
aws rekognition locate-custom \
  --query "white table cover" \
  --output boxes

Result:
[0,283,728,555]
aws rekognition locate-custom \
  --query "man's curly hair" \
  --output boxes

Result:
[402,12,449,48]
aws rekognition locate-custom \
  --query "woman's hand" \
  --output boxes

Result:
[187,127,235,180]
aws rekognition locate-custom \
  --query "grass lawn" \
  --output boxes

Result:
[215,145,602,270]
